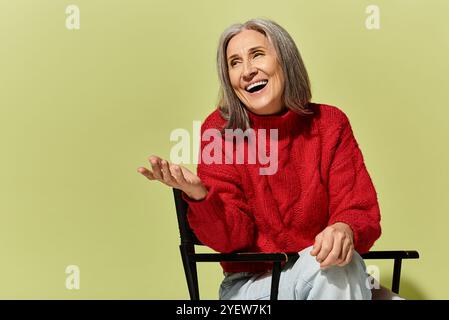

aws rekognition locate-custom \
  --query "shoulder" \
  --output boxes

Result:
[201,107,227,131]
[309,103,351,129]
[305,103,355,144]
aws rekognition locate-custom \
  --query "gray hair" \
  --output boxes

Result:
[216,18,313,130]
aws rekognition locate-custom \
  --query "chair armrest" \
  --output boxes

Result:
[192,252,299,263]
[361,250,419,260]
[191,252,299,301]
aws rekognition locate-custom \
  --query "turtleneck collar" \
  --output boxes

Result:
[246,108,302,134]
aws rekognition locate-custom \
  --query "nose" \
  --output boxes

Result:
[242,60,257,80]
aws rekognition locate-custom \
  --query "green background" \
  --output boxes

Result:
[0,0,447,299]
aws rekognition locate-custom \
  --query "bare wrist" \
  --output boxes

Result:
[185,186,207,201]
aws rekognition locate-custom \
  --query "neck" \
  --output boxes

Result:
[246,105,287,117]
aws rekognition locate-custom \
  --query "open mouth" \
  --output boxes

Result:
[245,80,268,94]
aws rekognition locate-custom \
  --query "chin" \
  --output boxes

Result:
[247,104,276,115]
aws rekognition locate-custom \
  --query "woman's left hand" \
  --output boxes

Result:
[310,222,354,269]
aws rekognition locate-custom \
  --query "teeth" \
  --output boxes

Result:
[246,80,268,91]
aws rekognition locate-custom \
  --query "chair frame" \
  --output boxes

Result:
[172,188,419,300]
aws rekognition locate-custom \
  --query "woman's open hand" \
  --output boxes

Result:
[310,222,355,269]
[137,155,208,201]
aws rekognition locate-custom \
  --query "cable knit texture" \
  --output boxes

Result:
[183,103,381,273]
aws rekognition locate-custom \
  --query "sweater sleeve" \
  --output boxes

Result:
[182,123,255,253]
[327,112,382,253]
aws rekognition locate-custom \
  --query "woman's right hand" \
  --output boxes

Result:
[137,155,208,201]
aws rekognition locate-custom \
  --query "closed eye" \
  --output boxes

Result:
[229,52,264,67]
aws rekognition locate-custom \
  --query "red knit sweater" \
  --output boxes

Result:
[184,103,381,273]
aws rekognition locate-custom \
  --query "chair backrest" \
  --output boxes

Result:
[172,188,202,246]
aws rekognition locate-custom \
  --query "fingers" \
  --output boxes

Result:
[320,235,343,268]
[337,238,352,265]
[337,241,354,267]
[171,164,188,187]
[344,247,354,266]
[312,225,355,268]
[160,160,177,186]
[137,167,155,180]
[310,233,323,256]
[149,156,163,179]
[148,156,175,185]
[143,156,185,188]
[315,231,334,264]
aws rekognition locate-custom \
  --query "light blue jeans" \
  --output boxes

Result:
[219,245,372,300]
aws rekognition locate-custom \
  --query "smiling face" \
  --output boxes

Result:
[226,29,285,115]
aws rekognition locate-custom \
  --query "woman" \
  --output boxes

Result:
[138,18,381,300]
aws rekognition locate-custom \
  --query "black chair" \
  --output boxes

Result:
[172,188,419,300]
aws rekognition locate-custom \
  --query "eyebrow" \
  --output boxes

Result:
[227,46,266,62]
